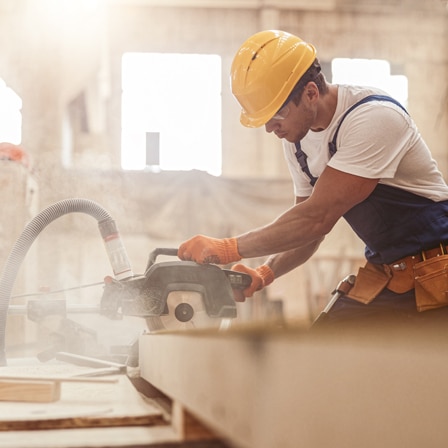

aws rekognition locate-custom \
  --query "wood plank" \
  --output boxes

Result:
[139,323,448,448]
[0,426,182,448]
[0,365,166,430]
[0,380,60,402]
[0,375,118,384]
[0,425,233,448]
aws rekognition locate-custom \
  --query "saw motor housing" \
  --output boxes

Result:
[100,250,251,328]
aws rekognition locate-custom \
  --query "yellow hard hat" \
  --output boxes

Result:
[230,30,316,128]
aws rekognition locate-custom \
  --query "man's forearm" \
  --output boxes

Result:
[235,199,335,259]
[263,237,324,279]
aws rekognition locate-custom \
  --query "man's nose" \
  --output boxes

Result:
[265,120,277,133]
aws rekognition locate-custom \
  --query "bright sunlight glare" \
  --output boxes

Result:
[332,58,408,106]
[121,53,222,175]
[0,78,22,144]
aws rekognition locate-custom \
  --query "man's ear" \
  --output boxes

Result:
[304,82,319,102]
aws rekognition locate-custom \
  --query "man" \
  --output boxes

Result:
[178,30,448,323]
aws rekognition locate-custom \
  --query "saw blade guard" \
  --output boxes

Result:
[101,248,251,332]
[124,261,238,319]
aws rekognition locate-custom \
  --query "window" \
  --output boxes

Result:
[0,78,22,144]
[331,58,408,106]
[121,53,222,175]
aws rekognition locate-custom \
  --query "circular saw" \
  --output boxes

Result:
[100,248,251,332]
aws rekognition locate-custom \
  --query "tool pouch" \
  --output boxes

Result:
[386,266,415,294]
[346,262,392,304]
[414,255,448,312]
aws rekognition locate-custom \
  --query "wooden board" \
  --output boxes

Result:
[139,322,448,448]
[0,426,182,448]
[0,379,60,402]
[0,362,166,431]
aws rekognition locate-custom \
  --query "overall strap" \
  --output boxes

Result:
[328,94,408,156]
[295,94,408,186]
[294,141,318,186]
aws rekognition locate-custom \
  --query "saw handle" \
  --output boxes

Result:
[145,248,252,290]
[145,248,179,271]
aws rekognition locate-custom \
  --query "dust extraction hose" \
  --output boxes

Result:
[0,198,133,366]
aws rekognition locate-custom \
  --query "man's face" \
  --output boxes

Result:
[264,88,316,143]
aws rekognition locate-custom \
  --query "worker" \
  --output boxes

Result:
[178,30,448,324]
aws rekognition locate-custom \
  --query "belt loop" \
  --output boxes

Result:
[440,242,446,255]
[421,250,427,261]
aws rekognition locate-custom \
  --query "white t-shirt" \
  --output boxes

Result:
[283,84,448,201]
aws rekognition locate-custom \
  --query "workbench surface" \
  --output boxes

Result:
[0,359,179,448]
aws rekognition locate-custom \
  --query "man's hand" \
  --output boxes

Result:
[231,263,275,301]
[178,235,241,265]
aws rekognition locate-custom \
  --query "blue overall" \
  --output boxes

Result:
[296,95,448,323]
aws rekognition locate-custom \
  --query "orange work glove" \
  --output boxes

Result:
[231,263,275,301]
[178,235,242,265]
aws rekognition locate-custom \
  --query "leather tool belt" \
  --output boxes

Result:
[346,244,448,312]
